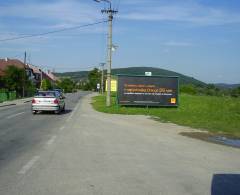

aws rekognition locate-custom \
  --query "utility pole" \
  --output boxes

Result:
[94,0,118,106]
[40,69,43,89]
[22,51,27,98]
[24,51,27,64]
[100,63,105,94]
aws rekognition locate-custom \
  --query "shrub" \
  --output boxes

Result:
[180,84,197,95]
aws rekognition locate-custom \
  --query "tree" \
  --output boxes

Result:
[87,68,101,91]
[3,65,28,97]
[231,87,240,98]
[180,84,197,95]
[40,79,52,90]
[0,76,4,88]
[57,78,75,93]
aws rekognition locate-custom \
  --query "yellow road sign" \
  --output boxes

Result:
[105,79,117,92]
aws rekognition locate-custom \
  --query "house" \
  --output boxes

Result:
[0,58,36,93]
[0,58,59,88]
[25,64,42,88]
[45,70,59,83]
[25,65,60,88]
[0,58,27,76]
[43,70,60,87]
[0,58,37,86]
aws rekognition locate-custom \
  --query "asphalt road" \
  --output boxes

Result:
[0,92,239,195]
[0,91,90,170]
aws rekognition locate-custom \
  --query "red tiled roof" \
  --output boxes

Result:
[42,71,53,81]
[0,58,26,76]
[46,71,59,82]
[26,64,41,74]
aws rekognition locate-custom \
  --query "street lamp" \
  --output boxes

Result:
[94,0,117,106]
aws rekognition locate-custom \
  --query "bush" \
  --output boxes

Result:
[0,88,7,93]
[231,87,240,98]
[0,91,8,102]
[180,84,197,95]
[56,78,75,93]
[8,91,16,100]
[41,79,52,90]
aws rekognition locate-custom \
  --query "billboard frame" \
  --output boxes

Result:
[116,74,179,107]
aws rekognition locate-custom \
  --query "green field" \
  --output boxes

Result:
[92,94,240,137]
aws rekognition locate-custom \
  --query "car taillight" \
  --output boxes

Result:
[32,99,36,103]
[53,99,59,104]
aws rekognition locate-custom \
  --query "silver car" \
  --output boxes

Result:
[32,90,65,114]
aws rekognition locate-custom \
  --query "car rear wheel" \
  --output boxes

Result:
[32,111,37,115]
[54,107,60,114]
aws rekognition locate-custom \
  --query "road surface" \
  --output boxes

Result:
[0,91,239,195]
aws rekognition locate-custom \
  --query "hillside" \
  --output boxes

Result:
[55,71,89,81]
[55,67,206,86]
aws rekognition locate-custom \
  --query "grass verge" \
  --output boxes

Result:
[92,93,240,137]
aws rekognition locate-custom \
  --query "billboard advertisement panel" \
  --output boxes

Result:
[117,75,179,106]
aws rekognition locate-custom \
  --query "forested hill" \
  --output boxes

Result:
[55,67,206,86]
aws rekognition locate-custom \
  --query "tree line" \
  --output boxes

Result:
[78,68,103,91]
[0,65,78,97]
[180,84,240,97]
[79,68,240,98]
[2,66,238,98]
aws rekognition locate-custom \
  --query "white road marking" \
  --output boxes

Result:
[66,101,80,122]
[18,156,40,174]
[7,112,25,119]
[66,110,74,122]
[46,135,57,146]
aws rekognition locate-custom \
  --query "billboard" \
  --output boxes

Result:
[117,75,179,107]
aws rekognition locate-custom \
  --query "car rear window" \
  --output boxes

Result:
[54,89,63,93]
[36,91,56,97]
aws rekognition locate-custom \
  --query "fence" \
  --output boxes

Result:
[0,91,16,103]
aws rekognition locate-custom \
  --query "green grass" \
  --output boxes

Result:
[92,94,240,137]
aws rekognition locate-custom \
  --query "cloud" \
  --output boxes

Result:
[119,2,240,26]
[0,0,108,45]
[0,0,102,29]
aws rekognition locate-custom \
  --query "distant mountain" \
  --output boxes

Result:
[55,71,88,81]
[214,83,240,89]
[111,67,206,86]
[55,67,206,86]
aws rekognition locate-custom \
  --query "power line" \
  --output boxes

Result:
[0,20,108,43]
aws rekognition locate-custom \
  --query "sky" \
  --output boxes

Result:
[0,0,240,84]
